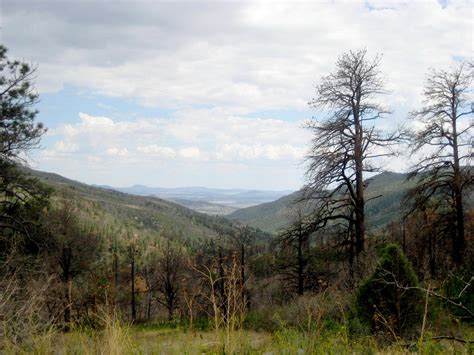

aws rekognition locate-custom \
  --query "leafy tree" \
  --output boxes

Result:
[0,164,50,243]
[305,49,402,262]
[0,44,45,162]
[0,44,49,251]
[357,244,422,338]
[407,61,473,264]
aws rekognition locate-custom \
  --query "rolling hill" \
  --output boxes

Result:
[25,168,240,242]
[228,172,414,234]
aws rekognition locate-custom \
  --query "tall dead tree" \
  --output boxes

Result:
[408,62,473,264]
[306,49,399,258]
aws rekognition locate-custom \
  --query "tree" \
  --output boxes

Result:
[44,197,100,330]
[306,49,400,260]
[408,62,473,264]
[126,233,140,323]
[276,207,310,295]
[357,244,422,339]
[0,44,49,248]
[153,237,186,321]
[0,44,45,162]
[230,225,254,309]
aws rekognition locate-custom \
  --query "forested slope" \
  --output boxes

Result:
[228,172,414,233]
[25,168,244,243]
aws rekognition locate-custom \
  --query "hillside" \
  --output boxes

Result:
[25,168,238,242]
[228,172,413,234]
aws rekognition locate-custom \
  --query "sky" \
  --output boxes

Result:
[1,0,472,190]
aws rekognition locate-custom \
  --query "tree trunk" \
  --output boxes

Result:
[131,254,136,322]
[167,297,174,321]
[62,247,72,331]
[240,243,246,309]
[451,110,464,264]
[297,230,304,296]
[353,100,365,256]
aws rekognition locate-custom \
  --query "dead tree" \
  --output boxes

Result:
[408,61,473,265]
[230,226,254,309]
[306,49,401,259]
[127,234,140,323]
[276,207,311,295]
[154,239,185,321]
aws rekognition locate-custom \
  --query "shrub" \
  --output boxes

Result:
[356,244,422,338]
[443,273,474,322]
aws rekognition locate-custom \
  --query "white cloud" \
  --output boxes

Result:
[4,0,471,188]
[216,143,305,161]
[136,145,176,158]
[106,147,129,157]
[42,111,308,161]
[2,0,471,114]
[178,147,203,160]
[54,140,79,153]
[36,111,309,188]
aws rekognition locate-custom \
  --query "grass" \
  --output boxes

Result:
[4,321,472,354]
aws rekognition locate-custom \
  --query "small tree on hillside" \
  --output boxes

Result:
[42,196,101,329]
[153,237,186,321]
[276,207,311,295]
[357,244,422,339]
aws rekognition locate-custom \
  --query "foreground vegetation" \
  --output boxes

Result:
[4,298,473,354]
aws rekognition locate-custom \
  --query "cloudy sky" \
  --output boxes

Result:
[1,0,472,189]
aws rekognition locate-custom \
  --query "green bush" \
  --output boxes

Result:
[443,273,474,322]
[356,244,422,338]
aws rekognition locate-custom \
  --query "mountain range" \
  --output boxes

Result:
[227,172,414,234]
[27,168,418,237]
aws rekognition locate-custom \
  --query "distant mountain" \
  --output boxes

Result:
[228,172,414,234]
[97,184,293,212]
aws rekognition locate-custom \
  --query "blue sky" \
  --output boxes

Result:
[1,0,472,189]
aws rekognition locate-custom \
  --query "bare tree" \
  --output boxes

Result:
[306,49,400,258]
[126,233,140,323]
[44,197,100,330]
[153,239,185,321]
[276,207,310,295]
[408,61,473,264]
[230,225,254,310]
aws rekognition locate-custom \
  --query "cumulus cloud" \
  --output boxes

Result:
[136,145,176,158]
[2,0,471,114]
[3,0,471,188]
[54,140,79,153]
[106,147,129,157]
[42,111,308,160]
[216,143,305,161]
[35,110,309,188]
